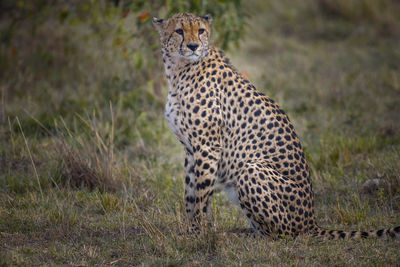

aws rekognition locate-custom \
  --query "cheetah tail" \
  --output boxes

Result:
[313,225,400,240]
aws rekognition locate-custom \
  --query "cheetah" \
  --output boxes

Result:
[152,13,400,239]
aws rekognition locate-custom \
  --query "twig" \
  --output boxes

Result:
[1,85,5,123]
[23,111,61,191]
[8,116,16,156]
[109,101,115,164]
[16,116,44,199]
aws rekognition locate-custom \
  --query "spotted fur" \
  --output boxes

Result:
[153,13,400,239]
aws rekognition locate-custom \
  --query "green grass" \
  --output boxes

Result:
[1,0,400,265]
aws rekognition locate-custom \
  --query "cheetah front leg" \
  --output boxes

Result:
[183,146,220,232]
[183,150,196,221]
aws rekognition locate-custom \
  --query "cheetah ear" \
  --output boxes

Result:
[201,14,212,26]
[152,17,164,32]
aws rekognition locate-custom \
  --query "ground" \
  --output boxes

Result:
[1,0,399,265]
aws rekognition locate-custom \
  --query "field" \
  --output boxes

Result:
[1,0,400,265]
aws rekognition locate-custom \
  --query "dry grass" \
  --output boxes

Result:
[1,0,400,265]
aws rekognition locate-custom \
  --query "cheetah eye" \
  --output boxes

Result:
[175,28,184,35]
[198,28,205,34]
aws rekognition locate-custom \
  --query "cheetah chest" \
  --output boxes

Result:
[165,92,193,153]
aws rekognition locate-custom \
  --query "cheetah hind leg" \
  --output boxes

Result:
[236,163,297,238]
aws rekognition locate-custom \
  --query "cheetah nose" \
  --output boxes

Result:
[187,43,199,51]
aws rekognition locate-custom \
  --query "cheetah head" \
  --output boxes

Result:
[153,13,212,63]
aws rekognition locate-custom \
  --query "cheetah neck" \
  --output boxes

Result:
[161,48,209,92]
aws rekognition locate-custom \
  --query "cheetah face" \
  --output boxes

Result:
[153,13,212,62]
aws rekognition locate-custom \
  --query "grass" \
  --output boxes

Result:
[1,0,400,265]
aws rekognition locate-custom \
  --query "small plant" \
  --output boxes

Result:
[333,194,367,225]
[49,208,77,228]
[98,192,120,213]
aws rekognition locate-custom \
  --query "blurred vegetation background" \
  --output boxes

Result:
[0,0,246,192]
[1,0,400,265]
